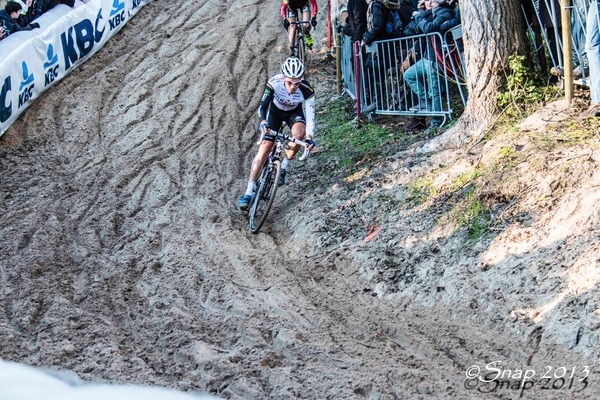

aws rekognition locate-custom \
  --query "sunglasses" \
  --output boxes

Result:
[285,80,302,87]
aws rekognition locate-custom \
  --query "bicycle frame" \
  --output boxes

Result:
[289,19,309,64]
[248,126,309,233]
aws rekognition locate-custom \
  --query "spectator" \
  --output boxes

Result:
[581,0,600,118]
[15,0,34,26]
[32,0,74,20]
[547,0,590,81]
[331,0,347,56]
[402,0,426,37]
[403,0,455,134]
[32,0,51,18]
[571,0,589,79]
[360,0,413,109]
[342,0,368,43]
[340,0,368,108]
[0,1,39,37]
[362,0,412,46]
[439,0,459,34]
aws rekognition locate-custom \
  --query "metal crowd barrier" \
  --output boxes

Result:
[521,0,591,84]
[341,35,357,100]
[340,30,466,123]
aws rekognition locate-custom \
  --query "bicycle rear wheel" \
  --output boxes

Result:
[249,159,281,233]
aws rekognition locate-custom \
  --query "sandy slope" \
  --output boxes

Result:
[1,0,599,399]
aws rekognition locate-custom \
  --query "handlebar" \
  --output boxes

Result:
[256,128,312,161]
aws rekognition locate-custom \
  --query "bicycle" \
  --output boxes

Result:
[247,124,310,234]
[288,11,314,66]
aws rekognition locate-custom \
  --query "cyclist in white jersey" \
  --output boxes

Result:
[238,57,316,210]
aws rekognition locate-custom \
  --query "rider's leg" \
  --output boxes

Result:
[248,140,275,186]
[284,122,306,161]
[302,7,311,35]
[288,10,297,52]
[240,138,274,208]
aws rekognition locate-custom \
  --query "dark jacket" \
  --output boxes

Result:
[363,0,413,46]
[17,6,34,26]
[415,3,456,61]
[0,9,20,36]
[342,0,368,42]
[402,8,427,37]
[33,0,52,19]
[414,3,455,34]
[440,7,460,34]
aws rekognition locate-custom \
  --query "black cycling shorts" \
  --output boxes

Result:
[287,1,310,19]
[264,104,306,142]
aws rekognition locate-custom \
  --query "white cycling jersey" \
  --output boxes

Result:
[259,73,316,137]
[268,74,314,111]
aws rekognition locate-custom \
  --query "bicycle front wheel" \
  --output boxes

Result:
[297,36,307,66]
[249,159,281,234]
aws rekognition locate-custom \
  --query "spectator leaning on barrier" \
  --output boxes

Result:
[15,0,34,26]
[0,1,39,37]
[360,0,414,108]
[402,0,426,37]
[439,0,459,34]
[403,0,455,134]
[32,0,74,20]
[581,0,600,118]
[342,0,368,43]
[362,0,413,46]
[402,0,431,131]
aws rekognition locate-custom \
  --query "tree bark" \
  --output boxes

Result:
[419,0,529,152]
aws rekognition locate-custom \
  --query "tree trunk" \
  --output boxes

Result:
[420,0,529,152]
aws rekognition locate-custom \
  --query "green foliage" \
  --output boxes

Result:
[317,99,402,171]
[497,55,560,118]
[459,190,491,241]
[449,170,481,192]
[407,176,436,206]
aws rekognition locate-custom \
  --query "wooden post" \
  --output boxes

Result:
[561,0,573,105]
[327,0,332,49]
[336,33,342,94]
[354,41,361,119]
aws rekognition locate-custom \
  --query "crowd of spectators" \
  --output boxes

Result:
[339,0,461,134]
[337,0,600,130]
[0,0,79,42]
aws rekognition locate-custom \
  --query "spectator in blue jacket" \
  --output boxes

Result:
[403,0,455,134]
[0,1,39,37]
[581,0,600,118]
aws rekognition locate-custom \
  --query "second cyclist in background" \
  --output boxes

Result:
[282,0,318,54]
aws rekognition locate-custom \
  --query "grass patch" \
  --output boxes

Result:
[406,176,436,207]
[447,170,481,192]
[318,98,403,172]
[457,190,491,242]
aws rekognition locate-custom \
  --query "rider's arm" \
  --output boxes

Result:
[304,96,315,139]
[281,1,288,19]
[310,0,318,17]
[257,84,274,122]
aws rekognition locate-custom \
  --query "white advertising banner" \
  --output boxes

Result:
[0,0,152,136]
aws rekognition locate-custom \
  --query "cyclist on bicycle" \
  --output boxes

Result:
[238,57,316,210]
[282,0,318,53]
